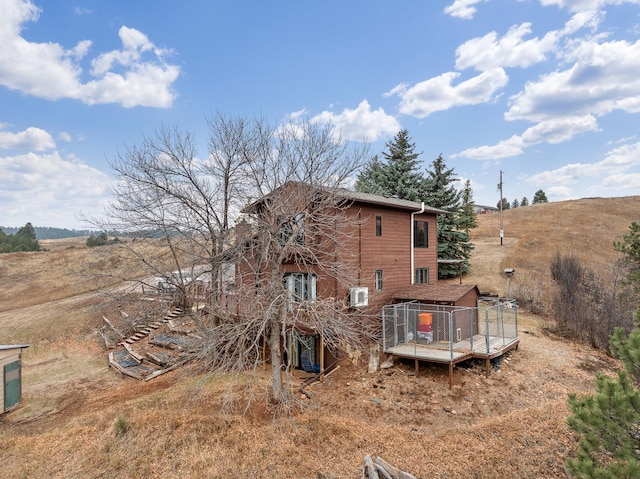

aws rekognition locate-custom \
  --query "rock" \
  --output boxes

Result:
[443,405,453,413]
[380,355,394,369]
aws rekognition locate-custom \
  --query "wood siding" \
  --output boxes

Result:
[1,348,23,413]
[337,205,439,309]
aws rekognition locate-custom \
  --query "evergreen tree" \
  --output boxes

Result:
[511,198,520,209]
[521,196,529,206]
[355,129,427,201]
[566,222,640,478]
[614,222,640,288]
[424,155,474,278]
[533,189,548,203]
[354,155,387,196]
[0,222,40,253]
[16,222,36,240]
[458,179,478,234]
[497,198,510,210]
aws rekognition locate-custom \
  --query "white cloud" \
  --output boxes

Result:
[547,185,574,197]
[57,131,72,142]
[526,141,640,194]
[601,172,640,188]
[390,68,508,118]
[456,11,601,72]
[456,23,559,71]
[454,138,525,160]
[311,100,401,141]
[0,125,55,151]
[539,0,640,13]
[507,38,640,122]
[444,0,487,20]
[0,0,179,108]
[455,115,601,159]
[0,150,112,228]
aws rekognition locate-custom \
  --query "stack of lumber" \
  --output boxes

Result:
[362,455,416,479]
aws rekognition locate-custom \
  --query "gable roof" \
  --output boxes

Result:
[0,344,29,351]
[243,181,450,215]
[392,284,480,303]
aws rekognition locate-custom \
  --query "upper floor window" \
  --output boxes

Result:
[375,270,383,291]
[283,272,317,302]
[277,213,305,246]
[415,267,430,284]
[375,216,382,236]
[414,220,428,248]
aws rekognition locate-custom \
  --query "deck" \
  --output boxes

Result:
[386,334,520,387]
[382,299,520,388]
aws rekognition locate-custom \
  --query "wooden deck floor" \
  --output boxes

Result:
[386,335,519,365]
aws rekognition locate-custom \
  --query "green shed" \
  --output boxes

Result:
[1,344,29,413]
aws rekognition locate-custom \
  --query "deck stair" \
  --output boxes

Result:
[108,307,192,380]
[121,308,184,345]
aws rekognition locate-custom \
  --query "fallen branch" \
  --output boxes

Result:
[102,315,125,339]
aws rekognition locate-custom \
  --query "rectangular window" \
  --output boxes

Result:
[283,272,317,302]
[415,267,430,284]
[375,216,382,236]
[277,213,305,246]
[375,270,383,291]
[414,220,428,248]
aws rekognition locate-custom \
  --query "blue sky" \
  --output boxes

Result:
[1,0,640,229]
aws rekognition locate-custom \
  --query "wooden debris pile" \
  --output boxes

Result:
[362,455,417,479]
[104,307,194,381]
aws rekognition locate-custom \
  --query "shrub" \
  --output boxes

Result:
[114,415,130,436]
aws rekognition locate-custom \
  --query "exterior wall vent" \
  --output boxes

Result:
[350,287,369,308]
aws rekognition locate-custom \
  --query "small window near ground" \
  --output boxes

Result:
[415,267,430,284]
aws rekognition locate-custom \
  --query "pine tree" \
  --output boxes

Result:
[497,198,510,210]
[355,130,427,201]
[533,189,548,204]
[521,196,529,206]
[615,222,640,288]
[354,155,387,196]
[458,179,478,234]
[424,155,474,278]
[566,222,640,478]
[511,198,520,209]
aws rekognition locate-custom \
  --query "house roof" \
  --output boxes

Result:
[0,344,29,351]
[392,283,480,303]
[242,181,450,215]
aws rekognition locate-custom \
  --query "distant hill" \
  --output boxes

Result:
[0,226,98,240]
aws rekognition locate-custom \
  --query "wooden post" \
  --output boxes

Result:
[319,335,325,379]
[486,357,491,378]
[414,358,419,375]
[449,362,453,389]
[289,330,295,378]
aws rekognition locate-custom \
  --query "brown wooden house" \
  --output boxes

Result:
[238,183,453,308]
[233,182,479,373]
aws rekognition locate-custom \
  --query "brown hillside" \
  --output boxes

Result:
[0,197,637,478]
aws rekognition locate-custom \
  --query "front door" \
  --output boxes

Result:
[4,360,21,411]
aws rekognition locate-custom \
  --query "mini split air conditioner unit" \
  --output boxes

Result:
[350,287,369,308]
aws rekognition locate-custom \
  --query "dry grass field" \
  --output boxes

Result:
[1,196,639,478]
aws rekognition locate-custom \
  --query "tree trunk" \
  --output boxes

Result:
[269,316,284,402]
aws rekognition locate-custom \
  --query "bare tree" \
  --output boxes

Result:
[88,115,373,410]
[193,120,374,408]
[84,114,263,310]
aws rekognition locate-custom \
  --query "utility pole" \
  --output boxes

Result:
[498,170,504,246]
